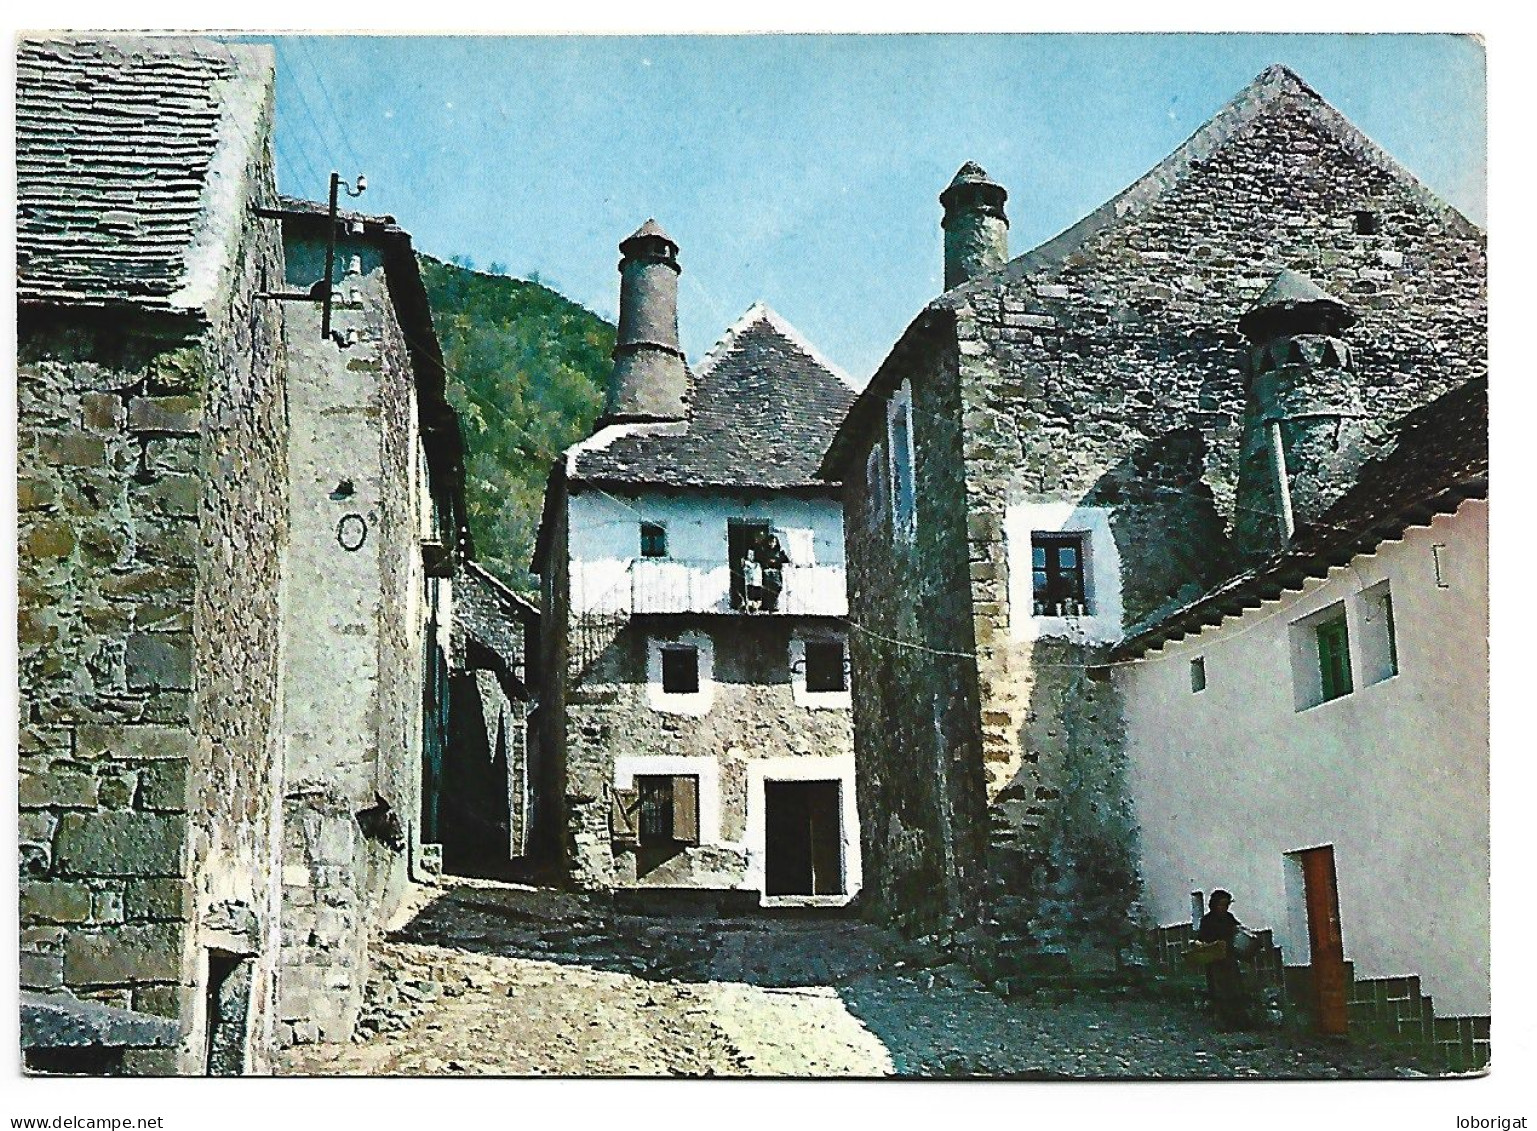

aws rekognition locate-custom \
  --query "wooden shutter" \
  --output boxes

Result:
[671,776,699,845]
[611,787,640,845]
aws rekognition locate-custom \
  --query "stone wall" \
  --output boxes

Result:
[17,97,291,1074]
[840,77,1486,950]
[561,615,855,894]
[838,317,989,932]
[274,266,427,1046]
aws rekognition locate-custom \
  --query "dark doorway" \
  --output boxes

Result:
[204,952,252,1076]
[764,780,843,896]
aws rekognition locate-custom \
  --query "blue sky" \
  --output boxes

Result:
[257,34,1485,379]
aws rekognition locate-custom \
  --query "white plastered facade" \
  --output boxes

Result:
[1119,500,1488,1015]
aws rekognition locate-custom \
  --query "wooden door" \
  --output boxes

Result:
[1299,845,1348,1036]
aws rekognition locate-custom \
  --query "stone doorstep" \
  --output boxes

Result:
[21,990,180,1050]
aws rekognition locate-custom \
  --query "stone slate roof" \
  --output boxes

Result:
[16,36,272,313]
[821,63,1483,477]
[1115,375,1488,658]
[454,563,537,690]
[567,303,857,490]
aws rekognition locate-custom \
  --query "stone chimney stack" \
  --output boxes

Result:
[605,219,689,424]
[940,162,1009,290]
[1233,269,1368,561]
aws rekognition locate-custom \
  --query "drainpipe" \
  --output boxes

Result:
[1268,419,1296,545]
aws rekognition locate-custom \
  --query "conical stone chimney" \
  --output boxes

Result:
[604,219,689,425]
[940,162,1009,290]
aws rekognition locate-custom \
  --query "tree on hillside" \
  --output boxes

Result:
[420,255,614,595]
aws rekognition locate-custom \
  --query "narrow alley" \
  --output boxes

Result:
[279,881,1427,1079]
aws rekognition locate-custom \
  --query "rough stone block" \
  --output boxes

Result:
[120,1048,182,1076]
[65,923,184,985]
[98,773,139,810]
[77,724,195,762]
[127,396,201,434]
[23,519,77,559]
[17,476,57,510]
[132,982,189,1020]
[138,474,200,518]
[80,393,125,433]
[21,881,93,924]
[125,633,192,692]
[19,769,101,810]
[20,952,65,990]
[56,812,187,877]
[125,878,193,922]
[91,888,126,924]
[136,761,188,811]
[38,431,106,467]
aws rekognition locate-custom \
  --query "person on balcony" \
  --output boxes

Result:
[758,533,789,612]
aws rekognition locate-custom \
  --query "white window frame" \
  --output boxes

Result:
[614,754,722,847]
[790,632,851,709]
[744,755,862,907]
[1005,502,1123,644]
[886,380,917,539]
[646,631,715,715]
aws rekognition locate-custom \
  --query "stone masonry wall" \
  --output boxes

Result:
[952,84,1486,950]
[839,319,990,933]
[275,268,423,1046]
[182,117,290,1073]
[17,110,291,1074]
[562,616,855,891]
[840,81,1485,951]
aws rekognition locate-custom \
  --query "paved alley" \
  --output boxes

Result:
[278,881,1428,1079]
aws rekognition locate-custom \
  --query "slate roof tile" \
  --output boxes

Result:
[16,36,270,311]
[569,303,857,489]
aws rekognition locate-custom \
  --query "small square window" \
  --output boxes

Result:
[805,639,847,693]
[640,522,667,558]
[661,646,699,694]
[1353,210,1381,236]
[1315,614,1353,702]
[1190,656,1206,693]
[1032,532,1089,616]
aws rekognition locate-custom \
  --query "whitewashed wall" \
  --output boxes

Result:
[567,490,847,617]
[1120,500,1488,1015]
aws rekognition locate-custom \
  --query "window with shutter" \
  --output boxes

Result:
[632,775,701,845]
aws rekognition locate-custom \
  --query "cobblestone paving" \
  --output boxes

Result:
[279,880,1428,1079]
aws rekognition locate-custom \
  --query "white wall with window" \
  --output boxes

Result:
[1004,502,1124,644]
[566,491,847,617]
[1119,499,1488,1015]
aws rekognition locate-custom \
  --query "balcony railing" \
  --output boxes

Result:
[580,558,847,618]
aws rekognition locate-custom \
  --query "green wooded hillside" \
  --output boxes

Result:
[421,255,613,594]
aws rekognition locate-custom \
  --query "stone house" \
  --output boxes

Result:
[534,223,860,905]
[445,561,540,878]
[18,36,292,1075]
[16,35,474,1072]
[818,64,1486,955]
[267,197,470,1047]
[1117,376,1487,1067]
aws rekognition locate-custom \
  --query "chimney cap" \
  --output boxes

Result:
[940,161,1007,218]
[1239,268,1356,341]
[622,218,678,251]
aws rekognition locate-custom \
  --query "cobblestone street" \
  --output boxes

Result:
[279,880,1429,1079]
